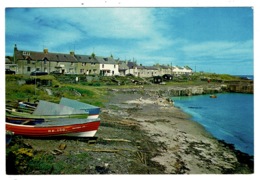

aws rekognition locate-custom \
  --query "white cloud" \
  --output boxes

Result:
[181,40,253,60]
[36,8,157,40]
[5,8,253,75]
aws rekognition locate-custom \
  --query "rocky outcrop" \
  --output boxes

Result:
[109,81,253,97]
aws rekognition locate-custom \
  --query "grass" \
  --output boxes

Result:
[5,72,242,105]
[5,74,109,107]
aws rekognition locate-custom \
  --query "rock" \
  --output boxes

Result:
[58,143,67,150]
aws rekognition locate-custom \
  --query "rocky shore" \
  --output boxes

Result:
[6,84,253,174]
[104,88,253,174]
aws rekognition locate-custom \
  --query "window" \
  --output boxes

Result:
[23,51,30,56]
[27,67,31,72]
[27,60,30,64]
[114,65,116,68]
[102,64,104,68]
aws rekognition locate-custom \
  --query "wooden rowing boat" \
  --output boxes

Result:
[6,100,88,119]
[6,109,88,119]
[6,99,101,137]
[6,117,101,137]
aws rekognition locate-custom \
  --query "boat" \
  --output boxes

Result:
[6,117,100,137]
[6,115,45,125]
[6,99,101,137]
[210,95,217,98]
[59,97,100,119]
[6,100,88,119]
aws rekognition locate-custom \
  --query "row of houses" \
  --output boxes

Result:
[6,44,193,77]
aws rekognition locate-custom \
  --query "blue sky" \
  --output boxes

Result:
[5,7,253,75]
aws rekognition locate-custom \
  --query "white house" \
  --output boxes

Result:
[172,66,193,75]
[96,56,119,76]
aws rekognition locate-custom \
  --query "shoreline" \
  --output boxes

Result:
[5,84,253,174]
[105,88,253,173]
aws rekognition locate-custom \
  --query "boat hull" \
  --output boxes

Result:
[6,121,100,137]
[88,114,99,119]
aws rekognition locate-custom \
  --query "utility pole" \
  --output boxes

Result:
[171,62,173,75]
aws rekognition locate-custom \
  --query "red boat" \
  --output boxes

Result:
[6,118,100,137]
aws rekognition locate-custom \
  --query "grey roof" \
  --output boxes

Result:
[160,65,171,69]
[74,55,98,63]
[127,61,138,68]
[118,61,129,70]
[15,49,78,62]
[184,66,192,70]
[144,66,158,70]
[95,56,117,64]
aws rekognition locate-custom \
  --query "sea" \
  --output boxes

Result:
[234,75,254,80]
[172,93,254,156]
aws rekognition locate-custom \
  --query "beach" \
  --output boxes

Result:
[6,86,253,174]
[103,88,253,174]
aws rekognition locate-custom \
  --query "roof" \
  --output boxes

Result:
[95,56,117,64]
[15,50,78,62]
[74,55,98,63]
[184,66,193,70]
[127,61,138,68]
[5,57,12,64]
[118,61,129,70]
[160,65,171,69]
[144,66,158,70]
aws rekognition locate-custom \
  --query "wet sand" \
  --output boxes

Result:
[106,90,252,174]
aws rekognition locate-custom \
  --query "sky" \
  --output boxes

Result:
[5,7,254,75]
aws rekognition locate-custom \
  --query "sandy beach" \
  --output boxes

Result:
[104,89,252,174]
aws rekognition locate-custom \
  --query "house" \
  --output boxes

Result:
[12,45,120,76]
[95,56,119,76]
[154,64,172,76]
[117,60,129,76]
[142,66,159,77]
[126,61,138,76]
[5,56,17,72]
[13,45,78,75]
[74,54,99,75]
[172,66,193,75]
[183,66,193,75]
[10,44,193,77]
[126,61,160,77]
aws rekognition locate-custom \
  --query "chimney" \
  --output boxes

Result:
[70,51,75,56]
[14,44,18,51]
[43,48,48,54]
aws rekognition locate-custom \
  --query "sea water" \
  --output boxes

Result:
[172,93,254,155]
